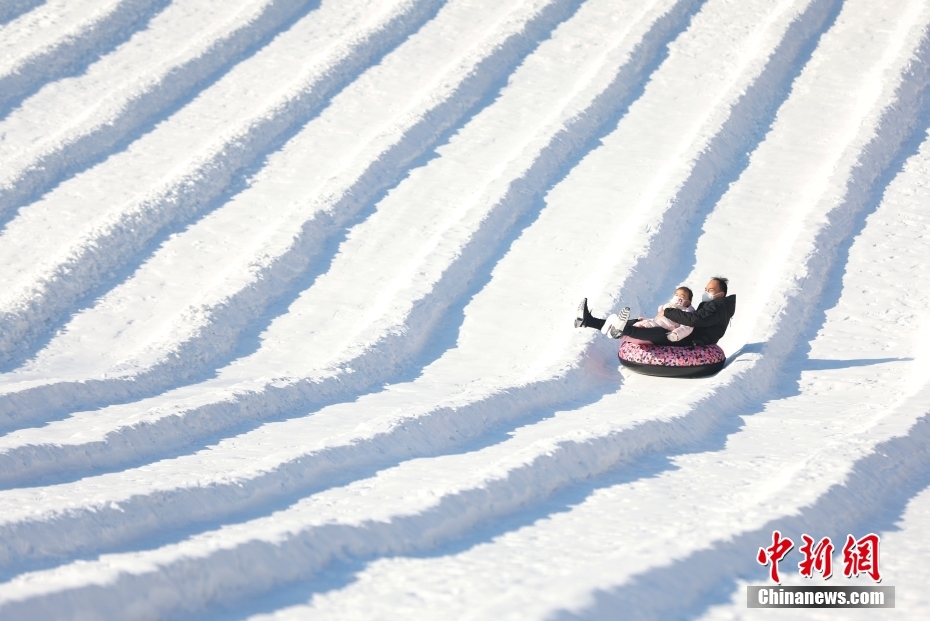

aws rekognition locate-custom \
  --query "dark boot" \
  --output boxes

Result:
[575,298,595,328]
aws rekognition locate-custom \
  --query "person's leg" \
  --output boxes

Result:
[588,316,606,330]
[624,325,672,345]
[576,299,632,333]
[576,297,614,330]
[622,324,694,346]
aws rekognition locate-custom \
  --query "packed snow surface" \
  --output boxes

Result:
[0,0,929,619]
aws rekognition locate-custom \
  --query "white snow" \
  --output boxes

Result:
[0,0,929,619]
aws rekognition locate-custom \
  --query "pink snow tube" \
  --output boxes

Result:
[618,337,726,378]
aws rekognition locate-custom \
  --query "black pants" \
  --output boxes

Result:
[588,317,694,347]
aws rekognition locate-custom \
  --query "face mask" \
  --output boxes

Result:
[672,296,688,307]
[701,291,716,303]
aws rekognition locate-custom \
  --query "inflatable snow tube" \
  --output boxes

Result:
[618,338,725,378]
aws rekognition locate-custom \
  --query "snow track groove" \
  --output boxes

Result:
[0,0,323,220]
[0,0,448,367]
[0,0,910,590]
[0,0,587,431]
[0,0,704,475]
[0,0,172,116]
[0,0,44,27]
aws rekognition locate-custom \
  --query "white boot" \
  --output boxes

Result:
[605,307,631,338]
[601,314,619,335]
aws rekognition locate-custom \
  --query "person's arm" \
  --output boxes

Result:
[664,299,725,327]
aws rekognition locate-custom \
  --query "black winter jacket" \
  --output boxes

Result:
[663,294,736,346]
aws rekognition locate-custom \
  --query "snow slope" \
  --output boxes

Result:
[0,0,929,619]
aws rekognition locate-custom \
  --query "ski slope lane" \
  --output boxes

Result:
[239,83,930,621]
[0,0,322,218]
[0,0,583,430]
[0,0,170,114]
[0,0,703,474]
[0,0,445,366]
[0,0,889,576]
